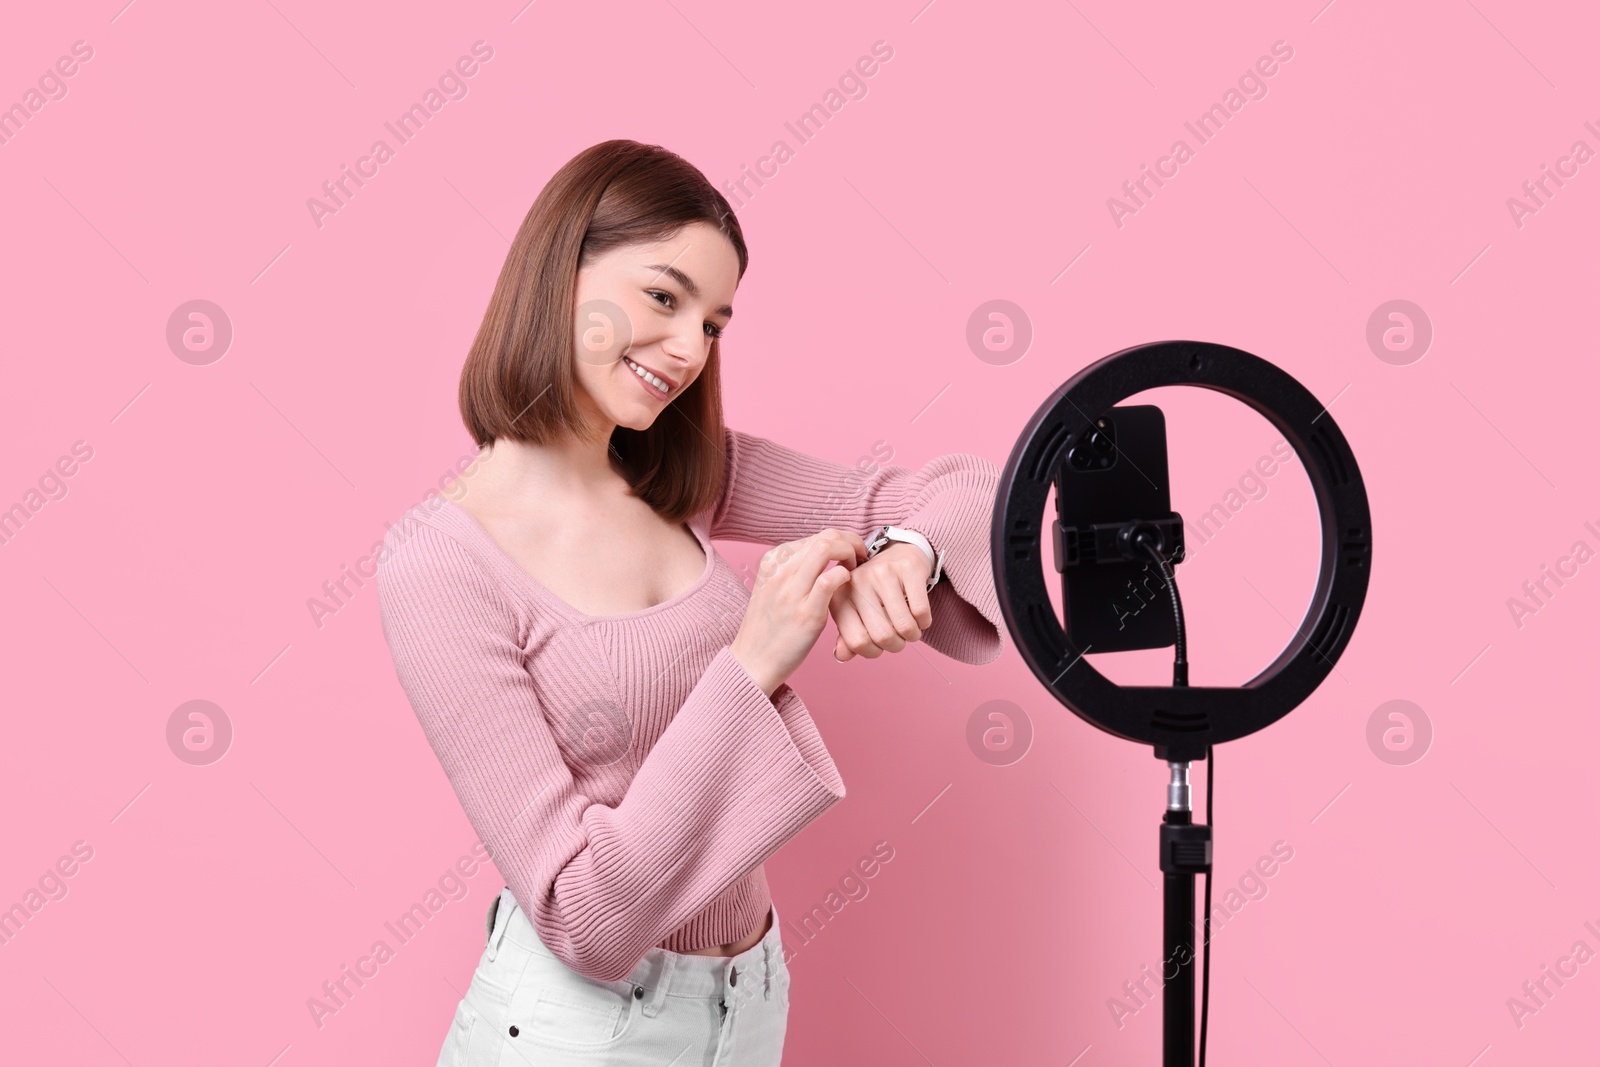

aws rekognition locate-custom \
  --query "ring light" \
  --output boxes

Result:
[992,339,1373,762]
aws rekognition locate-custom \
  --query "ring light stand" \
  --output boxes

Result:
[991,340,1372,1066]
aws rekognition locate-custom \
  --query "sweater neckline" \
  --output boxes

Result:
[434,497,717,623]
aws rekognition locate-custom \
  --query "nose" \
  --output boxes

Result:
[656,323,702,372]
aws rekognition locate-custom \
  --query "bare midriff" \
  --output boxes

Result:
[677,906,773,957]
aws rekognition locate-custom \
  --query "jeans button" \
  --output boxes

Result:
[634,986,645,999]
[730,966,738,987]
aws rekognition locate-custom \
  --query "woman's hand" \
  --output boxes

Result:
[830,542,934,661]
[730,529,868,697]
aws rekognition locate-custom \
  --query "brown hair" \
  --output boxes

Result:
[457,139,748,523]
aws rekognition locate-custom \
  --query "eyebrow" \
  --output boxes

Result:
[642,264,734,319]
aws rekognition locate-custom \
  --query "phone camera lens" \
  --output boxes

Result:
[1067,424,1117,471]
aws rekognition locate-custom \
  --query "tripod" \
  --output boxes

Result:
[992,340,1374,1067]
[1159,759,1211,1067]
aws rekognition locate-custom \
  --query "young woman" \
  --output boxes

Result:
[377,139,1003,1066]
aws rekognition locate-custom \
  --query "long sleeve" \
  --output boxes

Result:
[376,522,846,982]
[710,426,1005,665]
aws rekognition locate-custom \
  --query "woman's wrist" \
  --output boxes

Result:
[728,640,779,699]
[870,525,943,590]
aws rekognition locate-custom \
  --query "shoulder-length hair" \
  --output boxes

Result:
[458,139,748,524]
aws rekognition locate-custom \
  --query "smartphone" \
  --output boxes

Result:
[1052,405,1177,653]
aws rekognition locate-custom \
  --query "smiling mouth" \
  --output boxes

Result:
[622,355,677,395]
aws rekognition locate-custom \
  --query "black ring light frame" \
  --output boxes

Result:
[993,339,1373,764]
[992,339,1372,1067]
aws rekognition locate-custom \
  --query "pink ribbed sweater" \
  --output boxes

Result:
[376,426,1004,982]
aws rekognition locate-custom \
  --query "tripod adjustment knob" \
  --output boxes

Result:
[1159,822,1212,875]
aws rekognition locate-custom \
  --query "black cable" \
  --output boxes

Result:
[1200,743,1212,1067]
[1134,534,1187,688]
[1134,531,1207,1066]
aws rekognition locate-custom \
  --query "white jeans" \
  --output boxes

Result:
[437,886,791,1066]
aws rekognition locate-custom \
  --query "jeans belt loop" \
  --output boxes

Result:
[485,887,511,962]
[642,953,675,1018]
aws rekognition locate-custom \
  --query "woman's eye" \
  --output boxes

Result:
[648,289,723,339]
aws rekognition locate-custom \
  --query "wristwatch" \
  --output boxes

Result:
[865,525,945,592]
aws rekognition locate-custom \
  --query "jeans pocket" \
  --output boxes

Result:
[508,971,640,1053]
[533,989,627,1041]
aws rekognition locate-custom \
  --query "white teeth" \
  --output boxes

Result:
[624,356,671,393]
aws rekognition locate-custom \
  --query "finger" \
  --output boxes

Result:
[869,560,924,641]
[883,585,921,643]
[873,568,923,643]
[827,572,856,621]
[805,561,856,621]
[830,589,883,659]
[765,536,853,592]
[828,579,863,662]
[904,571,933,631]
[823,528,870,565]
[853,579,907,653]
[790,534,862,588]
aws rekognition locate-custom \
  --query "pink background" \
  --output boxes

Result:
[2,1,1596,1064]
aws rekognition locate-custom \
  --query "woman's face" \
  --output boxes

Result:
[571,220,739,435]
